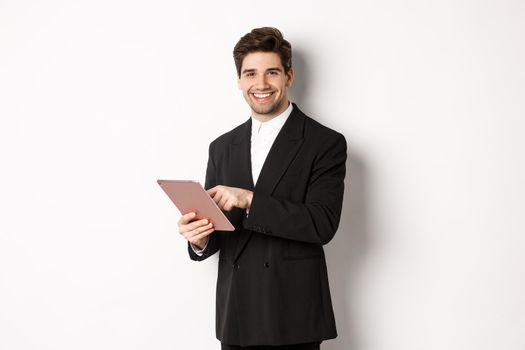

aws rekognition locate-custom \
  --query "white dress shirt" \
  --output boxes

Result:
[250,102,293,185]
[192,102,294,255]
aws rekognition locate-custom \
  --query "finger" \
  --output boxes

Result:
[191,222,213,236]
[179,219,208,235]
[224,200,234,211]
[188,229,215,244]
[218,195,229,210]
[178,212,196,225]
[187,218,210,231]
[207,186,219,197]
[181,222,213,239]
[189,227,215,243]
[211,191,223,205]
[211,187,223,201]
[184,227,215,243]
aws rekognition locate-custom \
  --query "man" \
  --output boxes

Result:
[178,27,347,350]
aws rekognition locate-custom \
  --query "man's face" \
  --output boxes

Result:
[238,52,294,122]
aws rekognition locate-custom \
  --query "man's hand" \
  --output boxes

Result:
[178,212,214,249]
[207,185,253,211]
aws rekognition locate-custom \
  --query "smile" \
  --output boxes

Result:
[252,92,274,102]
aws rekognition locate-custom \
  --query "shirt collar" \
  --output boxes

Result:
[251,102,293,135]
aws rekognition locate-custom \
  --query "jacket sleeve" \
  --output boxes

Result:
[244,133,347,246]
[188,142,222,261]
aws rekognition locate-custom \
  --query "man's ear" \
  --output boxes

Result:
[286,67,295,87]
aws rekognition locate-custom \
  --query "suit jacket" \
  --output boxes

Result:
[188,103,347,347]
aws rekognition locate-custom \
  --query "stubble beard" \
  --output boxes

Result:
[245,93,286,117]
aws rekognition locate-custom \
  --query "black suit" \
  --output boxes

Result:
[188,104,347,347]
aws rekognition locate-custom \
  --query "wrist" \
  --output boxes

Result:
[246,191,253,209]
[193,237,208,250]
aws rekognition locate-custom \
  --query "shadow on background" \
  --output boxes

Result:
[325,153,369,350]
[292,49,371,350]
[289,48,313,112]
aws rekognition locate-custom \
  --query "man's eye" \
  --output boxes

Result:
[268,71,278,76]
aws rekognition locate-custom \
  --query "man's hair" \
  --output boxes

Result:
[233,27,292,77]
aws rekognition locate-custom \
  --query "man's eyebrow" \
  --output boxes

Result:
[241,67,283,74]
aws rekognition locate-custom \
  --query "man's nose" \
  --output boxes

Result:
[254,74,269,89]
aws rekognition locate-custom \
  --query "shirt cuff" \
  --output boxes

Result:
[190,240,208,256]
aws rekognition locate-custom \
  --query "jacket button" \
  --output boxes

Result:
[234,263,240,270]
[264,262,270,268]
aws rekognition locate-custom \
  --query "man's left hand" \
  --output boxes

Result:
[207,185,253,211]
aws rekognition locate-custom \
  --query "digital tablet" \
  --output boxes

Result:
[157,180,235,231]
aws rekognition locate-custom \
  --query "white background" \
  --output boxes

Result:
[1,1,524,349]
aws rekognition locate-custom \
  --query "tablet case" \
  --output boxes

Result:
[157,180,235,231]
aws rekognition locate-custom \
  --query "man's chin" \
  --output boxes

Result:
[249,101,280,116]
[252,107,275,115]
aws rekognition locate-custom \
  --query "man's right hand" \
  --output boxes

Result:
[178,212,215,249]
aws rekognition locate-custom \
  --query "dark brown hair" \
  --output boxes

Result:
[233,27,292,77]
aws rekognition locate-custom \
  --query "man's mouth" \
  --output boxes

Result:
[252,91,274,102]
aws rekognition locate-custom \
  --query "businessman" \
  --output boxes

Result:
[178,27,347,350]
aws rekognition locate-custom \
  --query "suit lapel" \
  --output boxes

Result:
[228,119,254,191]
[254,110,305,194]
[233,104,305,262]
[225,119,252,262]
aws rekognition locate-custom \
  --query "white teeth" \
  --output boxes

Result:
[253,93,271,98]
